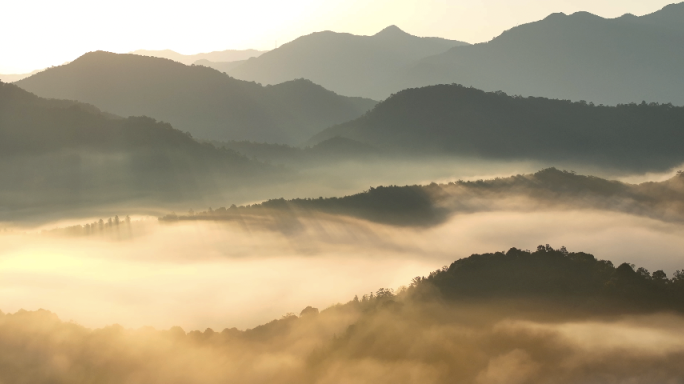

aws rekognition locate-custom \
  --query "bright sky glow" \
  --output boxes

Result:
[0,0,676,73]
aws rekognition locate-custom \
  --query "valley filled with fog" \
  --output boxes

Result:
[2,1,684,383]
[3,176,684,331]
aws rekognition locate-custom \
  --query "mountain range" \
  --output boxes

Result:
[226,25,468,98]
[130,49,266,65]
[397,3,684,105]
[223,3,684,104]
[311,84,684,172]
[15,51,377,144]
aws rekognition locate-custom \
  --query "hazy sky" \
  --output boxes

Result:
[0,0,676,73]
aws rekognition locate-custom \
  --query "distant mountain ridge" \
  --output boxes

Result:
[226,25,468,98]
[193,59,248,73]
[15,51,377,144]
[131,49,266,65]
[311,84,684,172]
[397,2,684,105]
[0,70,41,83]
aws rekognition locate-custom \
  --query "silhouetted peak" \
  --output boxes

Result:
[373,25,410,38]
[268,78,329,93]
[539,10,604,25]
[543,12,567,21]
[659,2,684,12]
[68,50,187,69]
[637,2,684,27]
[648,2,684,18]
[132,49,177,55]
[534,167,564,177]
[618,13,638,20]
[68,51,118,65]
[77,50,116,59]
[568,11,604,21]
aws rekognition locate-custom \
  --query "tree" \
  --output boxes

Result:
[636,267,651,279]
[376,288,394,299]
[652,270,668,285]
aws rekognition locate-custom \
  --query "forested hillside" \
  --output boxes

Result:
[161,168,684,227]
[0,81,272,219]
[311,84,684,171]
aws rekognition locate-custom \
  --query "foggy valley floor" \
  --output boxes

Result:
[2,169,684,331]
[2,245,684,384]
[3,209,684,331]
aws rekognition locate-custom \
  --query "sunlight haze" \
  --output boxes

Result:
[1,0,675,73]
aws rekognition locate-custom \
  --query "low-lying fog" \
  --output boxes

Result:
[2,209,683,331]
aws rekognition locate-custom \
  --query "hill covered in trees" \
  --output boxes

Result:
[311,84,684,172]
[226,25,467,99]
[161,168,684,227]
[394,3,684,105]
[2,246,684,384]
[418,246,684,311]
[0,81,273,220]
[15,51,377,144]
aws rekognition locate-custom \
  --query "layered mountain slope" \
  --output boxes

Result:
[0,81,269,218]
[311,84,684,171]
[163,168,684,228]
[227,25,468,99]
[16,51,376,144]
[399,3,684,105]
[193,59,247,72]
[131,49,265,65]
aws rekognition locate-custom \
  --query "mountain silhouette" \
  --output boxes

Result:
[131,49,265,65]
[193,59,248,73]
[15,51,376,144]
[397,3,684,105]
[0,69,41,83]
[310,84,684,172]
[0,80,270,218]
[226,25,468,98]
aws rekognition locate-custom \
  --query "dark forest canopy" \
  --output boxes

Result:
[15,51,377,144]
[0,81,275,220]
[161,168,684,227]
[417,246,684,312]
[311,84,684,172]
[394,3,684,105]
